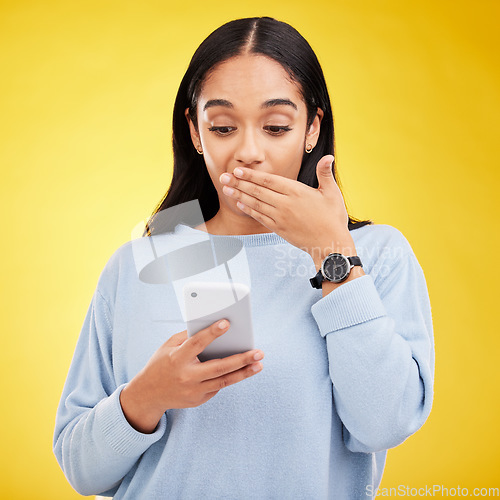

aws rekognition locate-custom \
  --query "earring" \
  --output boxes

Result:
[196,145,203,155]
[305,144,313,153]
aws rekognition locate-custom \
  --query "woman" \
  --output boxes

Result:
[54,17,434,499]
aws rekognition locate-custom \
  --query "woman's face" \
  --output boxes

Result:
[185,53,323,218]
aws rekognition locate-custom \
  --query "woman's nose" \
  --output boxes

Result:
[234,128,265,165]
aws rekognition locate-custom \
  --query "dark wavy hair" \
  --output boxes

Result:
[143,16,372,236]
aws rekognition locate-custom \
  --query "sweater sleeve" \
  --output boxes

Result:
[53,288,167,496]
[310,245,434,453]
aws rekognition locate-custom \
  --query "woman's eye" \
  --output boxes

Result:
[208,126,235,136]
[265,126,292,135]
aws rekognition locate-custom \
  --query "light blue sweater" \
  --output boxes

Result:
[53,222,434,499]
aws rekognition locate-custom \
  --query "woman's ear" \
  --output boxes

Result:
[305,107,324,148]
[185,107,201,149]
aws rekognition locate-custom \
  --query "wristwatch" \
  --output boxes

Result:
[309,253,363,289]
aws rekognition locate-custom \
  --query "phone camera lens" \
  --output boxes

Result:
[191,292,197,298]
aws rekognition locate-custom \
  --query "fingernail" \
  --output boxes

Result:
[220,173,231,184]
[253,351,264,361]
[233,168,244,177]
[218,320,228,329]
[251,363,262,372]
[223,185,234,196]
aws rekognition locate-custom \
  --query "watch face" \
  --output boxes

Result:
[322,253,349,282]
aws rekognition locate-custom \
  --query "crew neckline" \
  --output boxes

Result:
[174,223,289,247]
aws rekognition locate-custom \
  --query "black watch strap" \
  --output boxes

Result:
[348,256,362,267]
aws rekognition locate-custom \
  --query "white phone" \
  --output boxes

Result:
[183,281,255,362]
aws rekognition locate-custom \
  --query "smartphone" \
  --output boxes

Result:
[183,281,255,362]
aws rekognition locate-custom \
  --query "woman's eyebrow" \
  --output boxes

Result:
[261,98,298,111]
[203,98,298,111]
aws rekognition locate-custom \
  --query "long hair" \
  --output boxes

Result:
[143,16,372,236]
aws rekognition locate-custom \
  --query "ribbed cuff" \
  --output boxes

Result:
[95,384,167,457]
[311,274,387,336]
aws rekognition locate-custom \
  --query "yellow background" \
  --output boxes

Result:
[1,0,499,498]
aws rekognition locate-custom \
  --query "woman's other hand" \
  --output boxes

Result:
[119,320,264,433]
[220,155,357,263]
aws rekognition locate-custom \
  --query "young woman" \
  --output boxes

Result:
[54,17,434,499]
